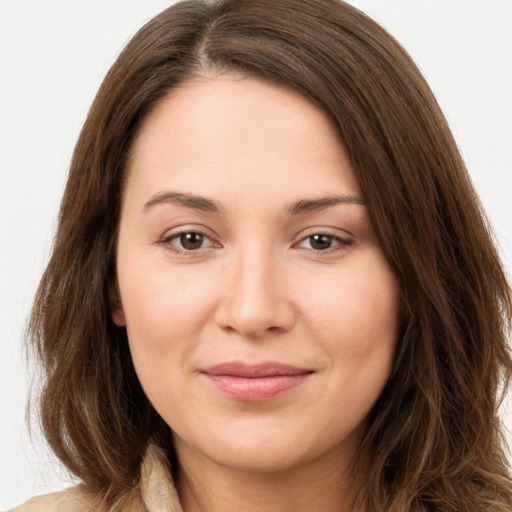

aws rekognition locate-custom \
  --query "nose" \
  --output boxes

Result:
[214,247,296,338]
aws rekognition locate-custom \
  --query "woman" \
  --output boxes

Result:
[13,0,512,510]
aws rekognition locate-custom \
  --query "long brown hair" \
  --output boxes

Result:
[29,0,512,510]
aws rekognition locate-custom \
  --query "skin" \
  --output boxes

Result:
[113,74,400,512]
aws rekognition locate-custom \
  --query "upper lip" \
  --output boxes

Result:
[201,362,314,378]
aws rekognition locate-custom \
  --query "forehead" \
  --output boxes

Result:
[125,74,361,207]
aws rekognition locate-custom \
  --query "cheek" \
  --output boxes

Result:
[301,251,399,366]
[117,256,217,363]
[118,260,219,415]
[306,256,399,427]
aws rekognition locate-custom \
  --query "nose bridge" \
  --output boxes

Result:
[235,243,275,306]
[216,240,295,337]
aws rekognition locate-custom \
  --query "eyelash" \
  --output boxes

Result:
[294,232,353,253]
[157,229,353,255]
[157,228,218,255]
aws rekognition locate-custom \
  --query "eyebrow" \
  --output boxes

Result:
[143,191,223,214]
[287,195,366,215]
[142,191,366,215]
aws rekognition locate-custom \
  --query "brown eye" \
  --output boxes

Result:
[309,234,335,250]
[157,231,219,255]
[179,232,205,250]
[296,233,352,252]
[159,230,217,254]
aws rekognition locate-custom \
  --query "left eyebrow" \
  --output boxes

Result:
[288,195,366,215]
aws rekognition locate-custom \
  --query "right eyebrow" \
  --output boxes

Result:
[142,191,224,214]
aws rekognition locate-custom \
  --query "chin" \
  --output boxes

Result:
[173,419,362,475]
[212,445,314,474]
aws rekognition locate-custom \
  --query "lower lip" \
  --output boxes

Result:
[203,374,311,402]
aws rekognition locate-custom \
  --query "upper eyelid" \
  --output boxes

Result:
[161,224,217,239]
[294,226,354,240]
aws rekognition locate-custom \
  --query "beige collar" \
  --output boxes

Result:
[139,444,183,512]
[14,444,183,512]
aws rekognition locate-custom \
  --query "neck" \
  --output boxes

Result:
[175,441,367,512]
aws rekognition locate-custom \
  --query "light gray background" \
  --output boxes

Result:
[1,0,511,508]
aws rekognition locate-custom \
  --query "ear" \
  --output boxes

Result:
[111,305,127,327]
[110,280,126,327]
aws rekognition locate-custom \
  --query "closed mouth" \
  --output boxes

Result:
[200,361,314,402]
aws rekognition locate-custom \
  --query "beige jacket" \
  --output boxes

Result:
[13,445,183,512]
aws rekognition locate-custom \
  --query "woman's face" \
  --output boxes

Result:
[114,74,400,474]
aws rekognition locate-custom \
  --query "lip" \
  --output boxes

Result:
[200,362,314,402]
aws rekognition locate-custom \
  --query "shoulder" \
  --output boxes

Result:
[13,486,94,512]
[11,444,180,512]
